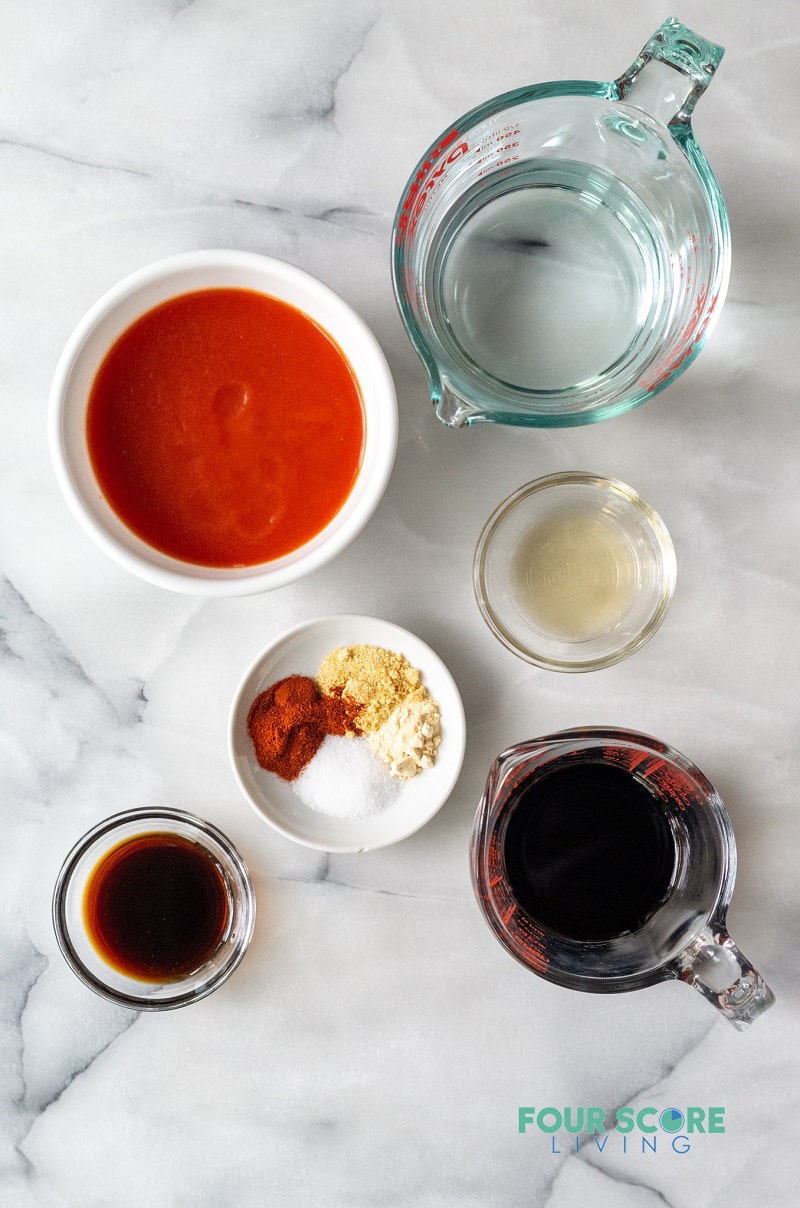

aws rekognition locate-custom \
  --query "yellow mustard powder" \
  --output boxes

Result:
[316,644,422,733]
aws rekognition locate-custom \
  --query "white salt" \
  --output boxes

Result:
[294,735,400,819]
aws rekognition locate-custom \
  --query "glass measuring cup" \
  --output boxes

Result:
[392,19,729,428]
[471,729,775,1029]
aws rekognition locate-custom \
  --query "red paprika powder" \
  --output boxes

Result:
[246,675,362,781]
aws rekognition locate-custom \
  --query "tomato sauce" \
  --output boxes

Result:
[86,288,364,567]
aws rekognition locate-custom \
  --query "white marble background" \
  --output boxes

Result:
[1,1,798,1204]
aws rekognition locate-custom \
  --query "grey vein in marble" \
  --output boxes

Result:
[0,135,155,180]
[0,574,159,1195]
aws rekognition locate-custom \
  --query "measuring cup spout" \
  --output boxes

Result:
[433,377,482,428]
[616,18,725,125]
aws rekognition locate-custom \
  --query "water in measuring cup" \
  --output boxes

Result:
[436,160,662,393]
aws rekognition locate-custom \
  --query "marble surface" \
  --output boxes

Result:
[2,1,798,1204]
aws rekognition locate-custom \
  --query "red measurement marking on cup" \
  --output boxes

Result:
[627,750,650,773]
[397,129,468,235]
[601,745,637,772]
[628,754,700,813]
[640,228,720,393]
[641,285,719,393]
[638,758,665,780]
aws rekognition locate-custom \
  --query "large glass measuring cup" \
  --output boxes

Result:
[392,19,729,428]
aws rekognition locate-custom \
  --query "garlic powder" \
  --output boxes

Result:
[367,690,442,780]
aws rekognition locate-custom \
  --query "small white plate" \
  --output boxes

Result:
[228,615,466,853]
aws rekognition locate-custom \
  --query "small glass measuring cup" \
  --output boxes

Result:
[393,19,729,428]
[471,729,775,1029]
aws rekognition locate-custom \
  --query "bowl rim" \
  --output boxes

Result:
[48,249,398,596]
[473,470,677,672]
[227,613,468,852]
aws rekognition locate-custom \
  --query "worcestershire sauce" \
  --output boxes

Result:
[84,834,229,981]
[502,760,675,942]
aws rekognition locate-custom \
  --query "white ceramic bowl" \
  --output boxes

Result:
[228,615,467,853]
[49,250,397,595]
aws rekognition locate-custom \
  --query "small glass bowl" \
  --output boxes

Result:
[52,807,256,1010]
[473,472,676,672]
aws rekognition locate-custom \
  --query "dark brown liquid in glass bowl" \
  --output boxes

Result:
[83,833,230,981]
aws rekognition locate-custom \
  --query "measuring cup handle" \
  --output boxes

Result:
[673,922,775,1030]
[617,18,725,124]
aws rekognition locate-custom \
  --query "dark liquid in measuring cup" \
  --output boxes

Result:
[83,834,229,981]
[502,760,675,942]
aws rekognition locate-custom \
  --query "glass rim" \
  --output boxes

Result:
[52,806,256,1011]
[473,472,677,672]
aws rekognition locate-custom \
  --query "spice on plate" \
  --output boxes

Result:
[317,644,441,780]
[367,691,442,780]
[293,734,401,819]
[316,644,421,733]
[246,675,361,781]
[246,642,443,819]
